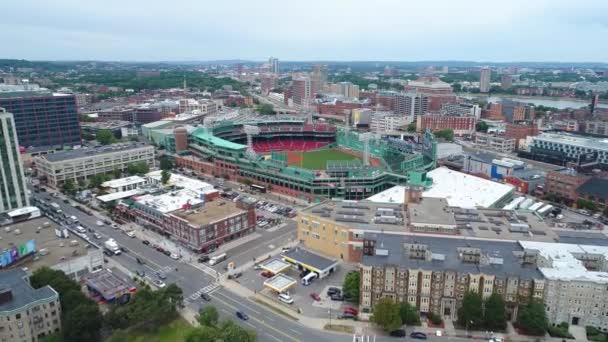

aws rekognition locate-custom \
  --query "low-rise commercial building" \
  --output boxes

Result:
[360,234,544,321]
[34,143,154,188]
[0,269,61,342]
[475,133,516,153]
[530,133,608,168]
[545,168,590,203]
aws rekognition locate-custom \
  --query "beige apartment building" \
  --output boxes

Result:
[475,133,516,153]
[34,143,154,188]
[297,201,405,262]
[0,269,61,342]
[360,233,544,321]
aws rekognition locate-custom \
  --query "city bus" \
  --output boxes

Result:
[250,184,266,193]
[208,253,227,266]
[5,206,42,224]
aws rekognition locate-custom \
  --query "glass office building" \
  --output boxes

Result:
[0,108,29,213]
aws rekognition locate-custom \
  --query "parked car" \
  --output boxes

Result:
[93,232,102,239]
[200,293,211,301]
[343,307,359,316]
[136,257,144,264]
[126,230,136,238]
[410,332,427,340]
[156,272,167,280]
[278,293,294,304]
[228,272,243,280]
[96,220,104,226]
[136,270,145,277]
[299,270,310,278]
[163,250,171,256]
[340,313,356,320]
[170,253,180,260]
[253,264,262,270]
[327,287,341,296]
[310,293,321,301]
[261,271,273,278]
[236,311,249,320]
[390,329,406,337]
[281,247,291,253]
[142,240,150,245]
[198,255,210,263]
[153,279,166,288]
[330,294,344,301]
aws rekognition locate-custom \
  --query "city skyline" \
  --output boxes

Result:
[1,0,607,62]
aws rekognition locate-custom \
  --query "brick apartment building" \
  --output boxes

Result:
[505,123,539,149]
[545,169,591,203]
[416,115,476,136]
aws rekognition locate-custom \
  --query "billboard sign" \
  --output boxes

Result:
[0,240,37,268]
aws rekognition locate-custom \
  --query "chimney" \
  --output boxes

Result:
[0,287,13,305]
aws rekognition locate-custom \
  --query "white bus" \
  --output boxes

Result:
[301,272,317,286]
[209,253,227,266]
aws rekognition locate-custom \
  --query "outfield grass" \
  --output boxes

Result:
[110,318,195,342]
[295,149,360,170]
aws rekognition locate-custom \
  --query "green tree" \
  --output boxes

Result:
[198,306,219,327]
[434,129,454,142]
[484,293,507,331]
[129,135,139,142]
[96,129,117,145]
[398,301,420,325]
[30,267,103,342]
[371,298,402,332]
[63,302,103,342]
[219,320,257,342]
[62,179,77,195]
[457,291,483,330]
[161,170,171,185]
[577,198,598,212]
[112,168,122,179]
[342,271,360,303]
[127,161,150,175]
[407,122,417,133]
[476,121,489,133]
[257,103,275,115]
[186,325,221,342]
[160,156,173,170]
[39,333,62,342]
[517,299,548,336]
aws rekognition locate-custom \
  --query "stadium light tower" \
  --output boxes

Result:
[243,124,260,158]
[359,132,380,166]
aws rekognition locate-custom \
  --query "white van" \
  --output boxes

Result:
[301,272,317,286]
[75,226,86,234]
[209,253,227,266]
[70,216,78,223]
[278,293,294,304]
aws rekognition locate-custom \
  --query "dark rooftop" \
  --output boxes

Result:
[577,178,608,201]
[82,269,132,301]
[362,233,543,280]
[283,248,338,271]
[0,268,58,313]
[41,143,152,162]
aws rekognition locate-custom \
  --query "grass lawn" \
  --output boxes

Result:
[110,318,195,342]
[295,149,360,170]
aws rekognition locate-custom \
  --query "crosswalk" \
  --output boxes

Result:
[159,265,173,274]
[186,283,221,303]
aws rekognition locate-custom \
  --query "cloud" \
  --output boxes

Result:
[0,0,606,61]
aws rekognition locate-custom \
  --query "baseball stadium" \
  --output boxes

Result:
[173,118,437,202]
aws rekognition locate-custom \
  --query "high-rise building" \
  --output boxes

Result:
[310,64,328,95]
[392,92,429,123]
[291,76,311,106]
[501,74,513,89]
[269,57,280,74]
[480,67,491,93]
[0,108,29,213]
[0,85,81,149]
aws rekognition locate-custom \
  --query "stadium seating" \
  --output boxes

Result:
[252,138,331,153]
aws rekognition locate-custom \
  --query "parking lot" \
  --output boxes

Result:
[234,257,359,319]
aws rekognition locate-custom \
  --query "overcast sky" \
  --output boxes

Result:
[1,0,607,62]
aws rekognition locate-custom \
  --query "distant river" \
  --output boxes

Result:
[461,94,608,110]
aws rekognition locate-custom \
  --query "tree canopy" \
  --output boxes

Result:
[160,156,173,170]
[161,170,171,185]
[127,161,150,175]
[399,301,420,326]
[457,291,483,329]
[476,121,489,133]
[342,271,360,303]
[96,129,117,145]
[371,298,402,332]
[433,128,454,142]
[30,267,103,342]
[187,305,256,342]
[256,103,275,115]
[484,293,507,331]
[517,299,548,336]
[407,122,417,133]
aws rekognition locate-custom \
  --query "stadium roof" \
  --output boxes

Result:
[192,129,246,151]
[367,167,514,209]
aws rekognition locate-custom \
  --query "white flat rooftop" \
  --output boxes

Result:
[261,259,291,274]
[520,241,608,283]
[97,189,141,203]
[101,176,146,189]
[263,273,297,293]
[367,167,514,209]
[146,171,214,193]
[134,189,204,213]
